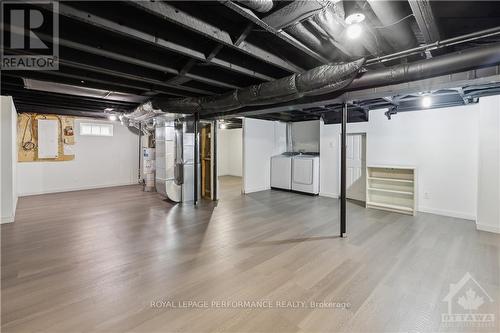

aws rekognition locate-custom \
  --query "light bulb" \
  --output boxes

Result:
[109,114,117,121]
[346,23,362,39]
[422,96,432,108]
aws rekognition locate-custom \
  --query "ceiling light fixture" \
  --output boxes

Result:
[421,95,432,108]
[109,114,117,121]
[104,107,114,112]
[345,12,365,26]
[220,123,227,129]
[344,1,365,40]
[346,23,363,39]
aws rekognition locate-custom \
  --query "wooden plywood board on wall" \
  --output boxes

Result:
[17,113,75,162]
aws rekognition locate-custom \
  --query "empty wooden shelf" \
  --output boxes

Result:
[366,166,417,215]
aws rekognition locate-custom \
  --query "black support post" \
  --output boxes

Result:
[340,102,347,237]
[138,123,142,184]
[193,113,199,205]
[212,121,218,201]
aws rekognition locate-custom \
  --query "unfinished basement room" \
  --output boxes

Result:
[1,1,500,332]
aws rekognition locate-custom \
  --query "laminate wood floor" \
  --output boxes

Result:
[219,176,242,199]
[2,184,499,333]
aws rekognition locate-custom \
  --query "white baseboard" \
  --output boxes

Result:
[319,192,339,199]
[244,186,269,194]
[19,181,139,197]
[418,206,476,221]
[1,216,15,224]
[476,224,500,234]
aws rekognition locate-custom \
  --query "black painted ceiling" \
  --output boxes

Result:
[1,1,500,122]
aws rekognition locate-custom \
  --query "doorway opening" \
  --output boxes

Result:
[217,120,243,200]
[346,133,367,205]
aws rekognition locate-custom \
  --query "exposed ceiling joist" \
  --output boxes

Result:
[6,50,213,97]
[56,37,239,90]
[2,71,148,97]
[220,0,329,65]
[408,0,440,44]
[48,3,274,82]
[5,24,240,91]
[59,60,201,97]
[18,70,160,95]
[3,80,140,106]
[129,1,304,73]
[13,103,119,118]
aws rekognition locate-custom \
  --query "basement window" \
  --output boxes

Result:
[79,123,113,137]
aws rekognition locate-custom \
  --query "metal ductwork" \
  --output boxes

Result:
[150,58,365,113]
[349,42,500,90]
[124,101,163,134]
[235,0,273,13]
[366,0,418,51]
[125,101,163,122]
[287,22,335,60]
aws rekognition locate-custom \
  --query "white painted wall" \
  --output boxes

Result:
[320,104,479,220]
[18,118,139,196]
[477,95,500,233]
[217,128,242,177]
[291,120,320,152]
[1,96,18,223]
[243,118,286,193]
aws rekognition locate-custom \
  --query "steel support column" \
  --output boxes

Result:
[212,121,218,201]
[340,102,347,237]
[194,113,199,205]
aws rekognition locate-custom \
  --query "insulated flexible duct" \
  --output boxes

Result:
[150,58,365,113]
[235,0,273,13]
[285,3,346,61]
[349,42,500,90]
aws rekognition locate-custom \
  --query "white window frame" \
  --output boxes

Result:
[79,122,114,137]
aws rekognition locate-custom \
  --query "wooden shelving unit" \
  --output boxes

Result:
[366,166,416,215]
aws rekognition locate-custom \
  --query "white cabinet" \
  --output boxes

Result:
[366,166,416,215]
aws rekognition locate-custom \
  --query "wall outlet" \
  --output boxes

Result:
[424,192,430,199]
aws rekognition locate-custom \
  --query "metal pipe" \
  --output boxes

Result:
[287,22,330,59]
[340,102,347,238]
[366,25,500,65]
[351,42,500,90]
